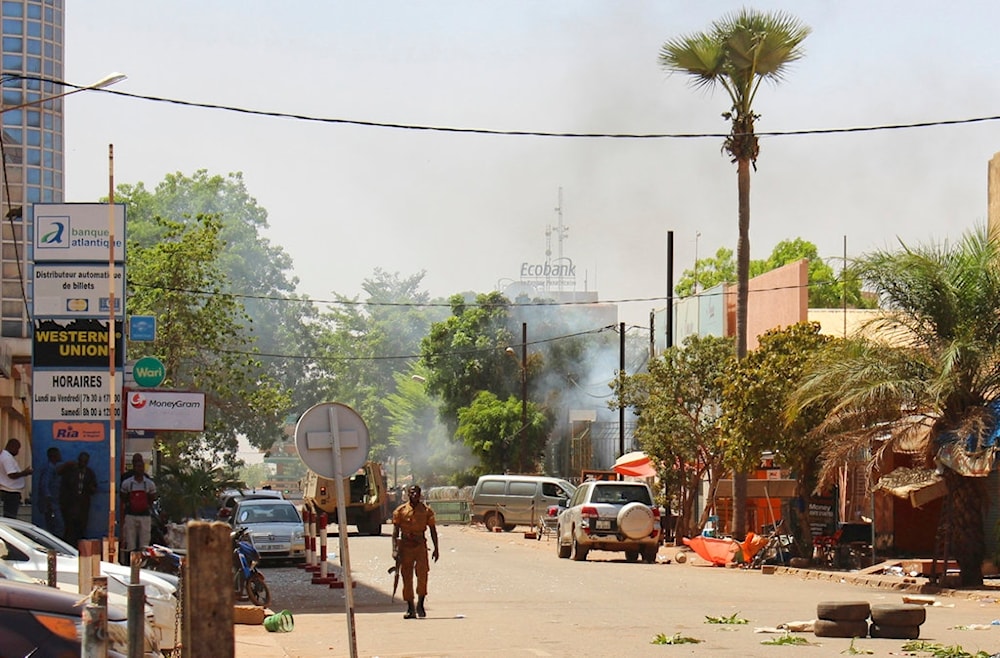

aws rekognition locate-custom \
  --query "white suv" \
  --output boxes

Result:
[556,480,660,563]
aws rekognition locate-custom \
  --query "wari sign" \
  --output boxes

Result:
[32,369,122,421]
[124,389,205,432]
[33,264,124,316]
[32,203,126,262]
[33,318,123,368]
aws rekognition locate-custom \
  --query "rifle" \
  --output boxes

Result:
[388,545,401,601]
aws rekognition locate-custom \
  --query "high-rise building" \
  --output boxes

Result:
[0,0,63,472]
[1,0,65,343]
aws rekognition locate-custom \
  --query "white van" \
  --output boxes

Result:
[470,474,576,531]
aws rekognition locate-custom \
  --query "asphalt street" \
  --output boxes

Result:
[233,524,1000,657]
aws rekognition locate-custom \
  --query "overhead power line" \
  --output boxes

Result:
[87,85,1000,140]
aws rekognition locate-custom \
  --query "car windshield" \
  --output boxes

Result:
[237,503,300,525]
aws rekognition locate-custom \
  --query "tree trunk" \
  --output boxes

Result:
[942,469,986,587]
[732,156,752,540]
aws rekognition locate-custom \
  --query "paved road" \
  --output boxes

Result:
[234,524,1000,657]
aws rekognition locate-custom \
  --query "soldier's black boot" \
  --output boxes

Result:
[416,596,426,618]
[404,601,416,619]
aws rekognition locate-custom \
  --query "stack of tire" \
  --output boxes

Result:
[814,601,926,640]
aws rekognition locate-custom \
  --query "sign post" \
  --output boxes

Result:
[294,402,369,658]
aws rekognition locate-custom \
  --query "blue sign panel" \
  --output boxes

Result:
[129,315,156,342]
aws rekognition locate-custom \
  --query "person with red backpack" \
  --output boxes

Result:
[120,453,157,554]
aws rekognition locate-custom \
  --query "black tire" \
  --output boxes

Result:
[625,550,639,562]
[571,534,589,561]
[484,511,505,532]
[363,511,383,536]
[557,536,571,559]
[641,545,658,564]
[870,604,926,627]
[503,524,516,532]
[813,619,869,638]
[869,623,920,639]
[816,600,871,622]
[245,572,271,607]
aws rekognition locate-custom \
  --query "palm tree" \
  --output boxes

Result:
[791,226,1000,586]
[659,9,810,538]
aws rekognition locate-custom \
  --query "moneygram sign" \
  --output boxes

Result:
[125,390,206,432]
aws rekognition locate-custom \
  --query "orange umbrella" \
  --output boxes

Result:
[612,451,656,478]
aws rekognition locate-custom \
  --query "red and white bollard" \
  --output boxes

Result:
[306,506,321,572]
[312,512,332,584]
[299,507,313,569]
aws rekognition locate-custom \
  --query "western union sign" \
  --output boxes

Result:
[33,318,124,368]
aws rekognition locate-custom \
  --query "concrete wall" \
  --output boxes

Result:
[746,259,809,350]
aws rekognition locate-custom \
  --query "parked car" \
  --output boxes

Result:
[0,576,163,657]
[217,488,284,520]
[470,474,576,531]
[0,521,178,650]
[228,497,306,562]
[556,480,660,563]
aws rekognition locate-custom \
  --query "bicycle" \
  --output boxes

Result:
[748,519,789,569]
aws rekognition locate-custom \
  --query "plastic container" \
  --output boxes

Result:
[263,609,294,632]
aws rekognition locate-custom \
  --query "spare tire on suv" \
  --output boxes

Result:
[617,502,655,540]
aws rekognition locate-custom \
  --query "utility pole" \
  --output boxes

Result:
[619,322,625,456]
[520,322,527,473]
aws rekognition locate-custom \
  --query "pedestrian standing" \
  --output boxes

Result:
[0,439,32,519]
[59,451,98,547]
[391,484,440,619]
[120,454,157,553]
[37,446,63,535]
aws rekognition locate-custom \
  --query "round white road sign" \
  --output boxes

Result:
[294,402,370,479]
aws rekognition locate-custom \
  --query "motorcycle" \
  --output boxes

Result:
[138,543,183,577]
[232,526,271,607]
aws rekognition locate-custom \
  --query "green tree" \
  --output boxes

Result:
[676,238,873,309]
[117,171,310,452]
[614,334,734,540]
[720,322,832,546]
[790,226,1000,586]
[420,292,521,434]
[156,457,243,521]
[661,9,810,537]
[382,363,477,487]
[126,214,289,467]
[455,391,550,474]
[675,247,738,298]
[311,269,446,464]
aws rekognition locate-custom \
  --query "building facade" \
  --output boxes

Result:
[0,0,65,496]
[1,0,65,339]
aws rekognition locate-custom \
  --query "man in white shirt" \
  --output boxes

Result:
[0,439,32,518]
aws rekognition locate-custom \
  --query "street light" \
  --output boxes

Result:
[1,71,126,562]
[504,322,528,473]
[0,72,127,114]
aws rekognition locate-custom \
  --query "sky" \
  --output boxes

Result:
[63,2,993,328]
